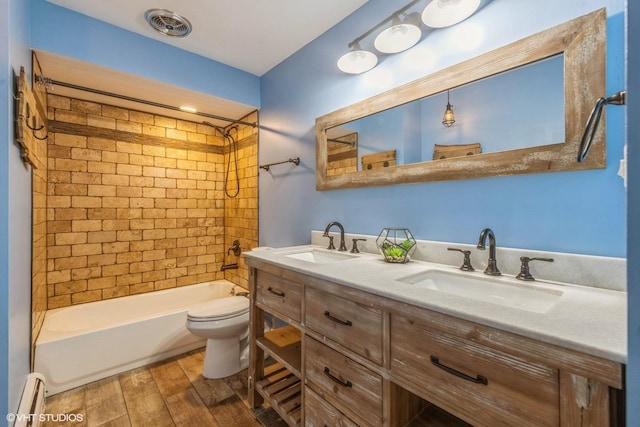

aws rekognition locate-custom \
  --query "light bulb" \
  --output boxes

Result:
[337,47,378,74]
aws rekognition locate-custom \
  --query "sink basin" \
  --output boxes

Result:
[398,269,563,313]
[284,248,358,264]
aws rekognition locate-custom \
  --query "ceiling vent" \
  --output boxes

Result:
[145,9,192,38]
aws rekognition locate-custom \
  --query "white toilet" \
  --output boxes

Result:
[186,295,250,379]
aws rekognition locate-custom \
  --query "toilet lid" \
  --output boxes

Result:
[187,296,249,321]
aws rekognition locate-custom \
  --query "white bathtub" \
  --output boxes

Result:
[34,280,237,395]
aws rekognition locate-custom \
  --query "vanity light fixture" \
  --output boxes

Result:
[422,0,481,28]
[338,0,484,74]
[337,42,378,74]
[374,12,422,54]
[442,90,455,127]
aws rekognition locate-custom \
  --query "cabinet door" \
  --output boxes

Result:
[305,286,383,364]
[390,314,559,427]
[304,386,359,427]
[305,336,383,426]
[255,270,302,322]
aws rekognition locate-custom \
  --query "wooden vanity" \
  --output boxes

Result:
[246,257,625,426]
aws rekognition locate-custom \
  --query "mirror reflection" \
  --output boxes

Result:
[327,55,564,172]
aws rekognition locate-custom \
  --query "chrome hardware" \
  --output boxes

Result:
[516,256,554,281]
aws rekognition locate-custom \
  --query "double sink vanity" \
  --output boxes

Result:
[245,230,626,426]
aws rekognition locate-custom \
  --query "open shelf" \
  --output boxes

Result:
[256,363,302,426]
[256,325,302,377]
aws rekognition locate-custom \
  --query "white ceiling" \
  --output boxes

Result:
[38,0,368,125]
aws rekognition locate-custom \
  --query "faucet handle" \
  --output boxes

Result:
[516,256,554,281]
[448,248,474,271]
[351,238,366,253]
[324,235,335,250]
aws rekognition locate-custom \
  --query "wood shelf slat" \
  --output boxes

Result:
[255,363,302,426]
[256,325,302,377]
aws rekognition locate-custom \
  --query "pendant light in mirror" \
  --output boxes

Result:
[442,90,455,127]
[422,0,481,28]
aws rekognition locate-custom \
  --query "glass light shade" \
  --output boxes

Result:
[422,0,481,28]
[337,49,378,74]
[374,22,421,54]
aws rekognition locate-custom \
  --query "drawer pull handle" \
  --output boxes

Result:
[324,311,352,326]
[324,367,352,388]
[430,356,488,385]
[267,287,285,297]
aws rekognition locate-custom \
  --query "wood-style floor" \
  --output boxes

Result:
[42,348,286,427]
[42,347,470,427]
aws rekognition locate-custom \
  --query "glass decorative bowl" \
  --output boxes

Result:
[376,228,417,263]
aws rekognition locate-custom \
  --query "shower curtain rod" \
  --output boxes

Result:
[37,76,257,128]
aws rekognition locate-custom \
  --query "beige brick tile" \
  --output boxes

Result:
[154,218,176,229]
[154,177,176,189]
[130,219,154,230]
[102,151,130,164]
[154,116,176,129]
[55,280,87,295]
[116,230,143,241]
[56,158,88,172]
[167,267,188,279]
[143,270,166,282]
[116,141,142,154]
[142,124,166,137]
[55,256,87,271]
[177,256,197,267]
[102,219,130,231]
[166,128,187,141]
[142,166,166,178]
[71,266,102,280]
[154,238,176,249]
[48,246,71,259]
[129,176,155,187]
[71,171,101,185]
[72,196,102,208]
[130,198,154,208]
[87,137,116,152]
[117,273,142,286]
[72,290,103,304]
[102,197,130,208]
[72,219,102,232]
[130,261,154,273]
[187,132,206,143]
[129,154,154,166]
[166,148,187,160]
[114,188,140,200]
[71,243,103,256]
[71,99,101,114]
[48,270,71,284]
[87,277,116,290]
[166,248,187,258]
[130,241,154,252]
[102,287,130,299]
[117,120,142,133]
[87,114,116,129]
[102,242,130,254]
[48,94,71,109]
[176,179,197,189]
[143,229,166,240]
[88,161,116,174]
[56,109,87,125]
[102,264,129,277]
[48,220,72,233]
[48,295,71,309]
[87,253,117,267]
[87,231,117,243]
[166,189,188,199]
[116,208,142,219]
[49,145,71,159]
[154,279,176,290]
[129,283,153,295]
[102,105,129,120]
[88,185,116,197]
[88,208,117,220]
[177,276,198,287]
[142,209,165,219]
[102,174,130,186]
[55,232,87,246]
[166,228,187,239]
[154,198,176,209]
[176,159,197,170]
[129,110,154,125]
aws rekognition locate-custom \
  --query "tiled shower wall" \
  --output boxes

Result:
[45,94,257,309]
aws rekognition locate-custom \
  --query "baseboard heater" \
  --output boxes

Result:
[13,373,46,427]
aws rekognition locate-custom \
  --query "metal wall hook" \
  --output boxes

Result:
[577,90,626,163]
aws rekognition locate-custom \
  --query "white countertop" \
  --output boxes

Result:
[245,245,627,363]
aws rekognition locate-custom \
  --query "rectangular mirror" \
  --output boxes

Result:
[316,9,606,190]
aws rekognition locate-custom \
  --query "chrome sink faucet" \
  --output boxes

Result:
[477,228,501,276]
[323,221,347,251]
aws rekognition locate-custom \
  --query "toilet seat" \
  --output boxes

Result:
[187,296,249,321]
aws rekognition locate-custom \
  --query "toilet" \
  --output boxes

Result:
[185,295,250,379]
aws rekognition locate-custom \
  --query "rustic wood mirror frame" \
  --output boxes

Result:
[316,9,606,191]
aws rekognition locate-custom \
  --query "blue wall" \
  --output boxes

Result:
[1,0,33,417]
[30,0,261,108]
[259,0,626,258]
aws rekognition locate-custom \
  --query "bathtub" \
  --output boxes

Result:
[34,280,238,395]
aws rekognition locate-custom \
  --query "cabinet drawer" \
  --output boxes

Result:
[255,271,302,322]
[304,386,358,427]
[390,314,559,427]
[305,286,383,364]
[305,336,383,426]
